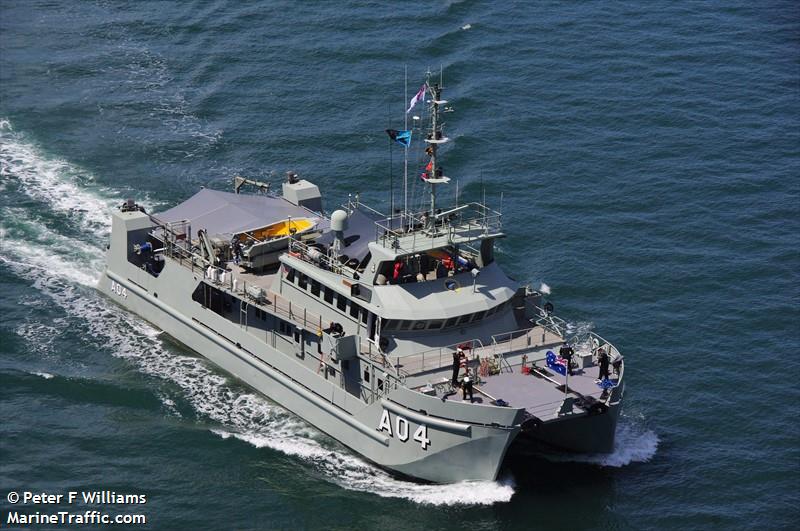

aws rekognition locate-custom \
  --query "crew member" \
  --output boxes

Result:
[451,348,462,387]
[559,342,575,376]
[392,261,404,283]
[611,351,624,376]
[232,238,243,265]
[462,376,474,403]
[597,348,610,382]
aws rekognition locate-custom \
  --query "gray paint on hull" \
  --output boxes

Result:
[102,207,623,483]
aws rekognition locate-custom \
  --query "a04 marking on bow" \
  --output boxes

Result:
[377,409,431,450]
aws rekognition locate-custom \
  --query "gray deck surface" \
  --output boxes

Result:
[446,361,619,420]
[228,262,278,291]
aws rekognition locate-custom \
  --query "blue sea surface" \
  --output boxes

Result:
[1,1,798,529]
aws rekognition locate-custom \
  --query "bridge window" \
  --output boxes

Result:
[444,317,457,328]
[427,320,444,330]
[350,302,361,319]
[336,294,348,312]
[323,286,334,304]
[412,321,426,330]
[456,313,472,326]
[298,273,308,290]
[399,320,411,330]
[311,279,321,297]
[286,268,295,282]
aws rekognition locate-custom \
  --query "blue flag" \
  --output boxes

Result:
[385,129,412,147]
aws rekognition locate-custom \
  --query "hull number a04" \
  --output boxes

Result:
[110,280,128,298]
[377,409,431,450]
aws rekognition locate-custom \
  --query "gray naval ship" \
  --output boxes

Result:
[100,79,625,483]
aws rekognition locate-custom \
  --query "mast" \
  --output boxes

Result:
[430,82,438,219]
[403,65,408,230]
[423,69,451,230]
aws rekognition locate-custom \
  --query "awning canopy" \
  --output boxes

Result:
[155,188,329,238]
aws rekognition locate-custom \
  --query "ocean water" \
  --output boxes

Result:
[1,1,798,529]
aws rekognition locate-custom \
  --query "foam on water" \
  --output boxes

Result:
[15,320,64,357]
[545,414,659,468]
[214,429,514,506]
[102,35,223,157]
[1,123,115,235]
[0,120,162,238]
[583,419,659,467]
[0,209,104,286]
[32,371,55,380]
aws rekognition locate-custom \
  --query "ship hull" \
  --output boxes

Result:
[508,401,622,458]
[100,207,623,483]
[98,261,519,483]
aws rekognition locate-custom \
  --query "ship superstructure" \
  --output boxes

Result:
[100,77,625,483]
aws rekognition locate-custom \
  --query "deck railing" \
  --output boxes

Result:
[390,338,487,377]
[490,326,563,372]
[390,324,564,379]
[287,238,359,280]
[371,202,503,253]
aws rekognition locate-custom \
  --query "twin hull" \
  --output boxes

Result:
[99,262,518,484]
[99,210,621,483]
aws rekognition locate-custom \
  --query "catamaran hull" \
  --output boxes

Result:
[100,207,623,483]
[509,401,622,457]
[98,263,520,483]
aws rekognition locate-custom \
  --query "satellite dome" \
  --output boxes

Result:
[330,209,349,232]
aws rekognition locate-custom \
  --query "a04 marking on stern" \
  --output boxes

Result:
[377,409,431,450]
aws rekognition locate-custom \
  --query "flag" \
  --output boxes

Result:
[385,129,412,147]
[406,84,426,114]
[420,160,433,181]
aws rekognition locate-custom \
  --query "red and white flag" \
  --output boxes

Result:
[406,84,426,114]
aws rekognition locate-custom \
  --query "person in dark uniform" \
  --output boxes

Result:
[451,348,462,387]
[462,376,474,403]
[597,348,610,382]
[559,342,575,376]
[232,238,243,265]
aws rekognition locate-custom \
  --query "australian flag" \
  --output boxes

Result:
[546,351,567,376]
[386,129,412,147]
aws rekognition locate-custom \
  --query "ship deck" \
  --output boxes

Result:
[457,363,616,418]
[226,262,279,291]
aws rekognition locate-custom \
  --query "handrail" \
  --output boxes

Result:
[371,202,503,253]
[390,338,489,377]
[490,325,564,373]
[533,305,569,338]
[288,238,359,280]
